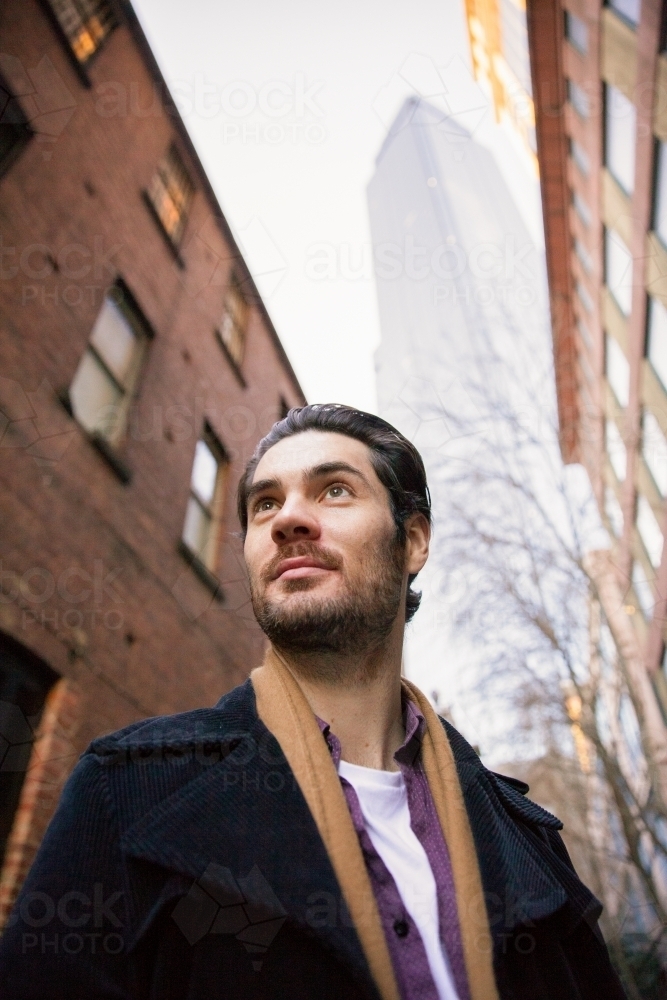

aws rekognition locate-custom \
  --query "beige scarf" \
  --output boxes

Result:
[251,647,499,1000]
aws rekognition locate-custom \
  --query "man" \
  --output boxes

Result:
[0,404,625,999]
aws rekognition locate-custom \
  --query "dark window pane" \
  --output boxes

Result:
[0,633,58,864]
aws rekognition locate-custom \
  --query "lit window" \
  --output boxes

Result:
[69,285,149,445]
[0,74,32,179]
[565,12,588,53]
[576,280,594,313]
[631,561,654,619]
[606,334,630,407]
[605,228,633,316]
[653,142,667,247]
[604,85,636,195]
[608,0,641,27]
[146,145,194,246]
[217,275,249,368]
[636,495,663,568]
[642,409,667,496]
[647,296,667,391]
[605,485,624,537]
[568,79,590,119]
[570,139,590,176]
[575,238,593,274]
[182,433,228,571]
[46,0,117,64]
[606,417,627,480]
[573,190,591,228]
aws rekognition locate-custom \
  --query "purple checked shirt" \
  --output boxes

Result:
[317,700,470,1000]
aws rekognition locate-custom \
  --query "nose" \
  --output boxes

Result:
[270,494,321,545]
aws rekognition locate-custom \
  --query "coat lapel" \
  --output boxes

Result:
[443,720,601,945]
[111,684,376,994]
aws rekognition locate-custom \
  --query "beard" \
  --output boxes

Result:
[250,534,405,671]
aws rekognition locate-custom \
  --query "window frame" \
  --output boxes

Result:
[606,415,627,480]
[567,79,590,119]
[144,143,194,255]
[605,0,641,30]
[603,83,637,196]
[652,138,667,249]
[39,0,119,87]
[180,424,229,578]
[565,11,589,54]
[636,493,664,569]
[604,226,634,317]
[215,273,250,383]
[0,73,33,180]
[646,294,667,392]
[641,407,667,497]
[67,279,153,462]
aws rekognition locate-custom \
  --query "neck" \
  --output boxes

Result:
[272,615,406,771]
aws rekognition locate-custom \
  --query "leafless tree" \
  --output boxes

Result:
[413,327,667,994]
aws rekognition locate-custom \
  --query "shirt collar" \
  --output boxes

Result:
[316,691,425,770]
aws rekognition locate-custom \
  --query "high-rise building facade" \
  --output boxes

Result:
[0,0,304,923]
[368,95,546,691]
[528,0,667,713]
[464,0,539,170]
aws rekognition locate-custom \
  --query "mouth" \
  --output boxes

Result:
[271,556,337,582]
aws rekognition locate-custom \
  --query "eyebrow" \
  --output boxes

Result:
[305,461,371,487]
[245,462,371,510]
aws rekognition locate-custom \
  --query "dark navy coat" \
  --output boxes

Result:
[0,679,626,999]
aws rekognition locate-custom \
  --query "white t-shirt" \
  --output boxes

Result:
[338,758,460,1000]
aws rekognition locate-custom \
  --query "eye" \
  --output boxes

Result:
[254,498,277,513]
[326,483,350,499]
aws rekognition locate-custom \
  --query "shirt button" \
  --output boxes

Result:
[393,919,409,938]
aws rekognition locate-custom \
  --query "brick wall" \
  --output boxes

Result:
[0,0,305,907]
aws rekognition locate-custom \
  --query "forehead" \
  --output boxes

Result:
[252,430,378,484]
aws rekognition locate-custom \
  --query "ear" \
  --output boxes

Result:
[404,513,430,575]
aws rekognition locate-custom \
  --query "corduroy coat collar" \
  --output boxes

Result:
[91,677,601,985]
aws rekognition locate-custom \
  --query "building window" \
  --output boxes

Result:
[647,295,667,391]
[574,238,593,274]
[605,485,624,537]
[182,431,228,571]
[606,417,627,480]
[0,633,57,866]
[146,145,194,247]
[568,79,590,119]
[0,74,32,179]
[576,280,594,314]
[565,12,588,53]
[69,284,150,446]
[604,84,636,195]
[570,138,590,176]
[636,494,663,568]
[572,190,592,228]
[46,0,118,64]
[653,141,667,247]
[577,317,593,349]
[642,409,667,496]
[631,561,654,619]
[217,275,249,368]
[608,0,641,28]
[605,228,633,316]
[606,334,630,407]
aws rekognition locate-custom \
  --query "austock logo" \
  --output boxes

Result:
[171,863,287,972]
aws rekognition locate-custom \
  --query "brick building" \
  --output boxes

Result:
[528,0,667,714]
[0,0,305,922]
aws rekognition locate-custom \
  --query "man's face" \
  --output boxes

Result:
[243,430,413,660]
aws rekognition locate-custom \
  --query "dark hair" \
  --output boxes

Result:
[237,403,431,622]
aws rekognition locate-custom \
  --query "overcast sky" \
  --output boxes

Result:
[132,0,541,414]
[131,0,544,750]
